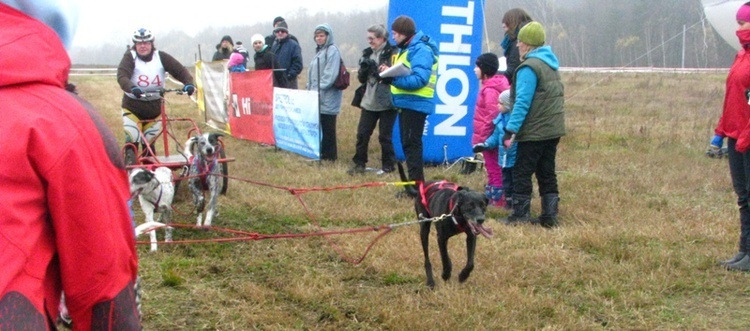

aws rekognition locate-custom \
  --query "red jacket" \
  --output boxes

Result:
[0,4,139,330]
[472,75,510,145]
[717,46,750,152]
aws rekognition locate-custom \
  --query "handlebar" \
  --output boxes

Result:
[142,88,186,98]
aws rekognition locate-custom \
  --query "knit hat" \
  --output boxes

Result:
[391,15,416,37]
[517,21,545,46]
[273,21,289,33]
[738,4,750,23]
[273,16,285,27]
[498,90,511,111]
[475,53,499,77]
[235,44,248,55]
[251,33,265,45]
[220,35,234,46]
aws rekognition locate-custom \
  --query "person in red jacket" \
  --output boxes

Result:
[0,1,141,330]
[716,1,750,272]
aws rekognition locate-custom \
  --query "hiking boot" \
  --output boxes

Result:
[347,164,366,176]
[720,252,747,267]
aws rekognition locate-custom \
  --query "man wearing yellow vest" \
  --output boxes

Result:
[380,15,438,185]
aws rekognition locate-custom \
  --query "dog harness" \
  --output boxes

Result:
[420,181,458,215]
[189,151,219,190]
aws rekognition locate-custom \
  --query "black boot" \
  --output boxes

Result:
[503,194,531,225]
[719,252,746,267]
[537,193,559,228]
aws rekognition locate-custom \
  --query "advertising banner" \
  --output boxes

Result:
[227,70,275,144]
[388,0,485,163]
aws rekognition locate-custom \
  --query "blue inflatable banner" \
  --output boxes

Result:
[388,0,485,163]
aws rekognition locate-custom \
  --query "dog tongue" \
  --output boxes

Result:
[469,222,494,239]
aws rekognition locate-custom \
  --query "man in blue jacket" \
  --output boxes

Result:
[271,21,303,89]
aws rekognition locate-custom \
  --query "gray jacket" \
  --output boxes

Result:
[306,23,343,115]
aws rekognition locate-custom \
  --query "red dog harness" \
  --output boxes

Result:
[420,180,458,217]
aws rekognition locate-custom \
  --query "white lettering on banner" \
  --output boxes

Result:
[434,1,475,137]
[242,97,251,115]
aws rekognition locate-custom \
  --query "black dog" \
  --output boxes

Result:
[397,163,493,288]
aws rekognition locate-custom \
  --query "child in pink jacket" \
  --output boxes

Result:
[472,53,510,207]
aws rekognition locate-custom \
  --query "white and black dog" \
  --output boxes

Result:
[129,167,175,252]
[184,132,224,227]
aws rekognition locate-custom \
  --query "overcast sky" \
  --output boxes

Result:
[71,0,389,47]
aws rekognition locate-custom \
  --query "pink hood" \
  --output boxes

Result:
[472,74,510,144]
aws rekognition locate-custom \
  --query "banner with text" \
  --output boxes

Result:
[272,89,320,160]
[227,70,275,145]
[388,0,484,163]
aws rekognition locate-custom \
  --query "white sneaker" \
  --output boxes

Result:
[376,168,394,176]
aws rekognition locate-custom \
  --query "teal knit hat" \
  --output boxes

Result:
[517,21,545,46]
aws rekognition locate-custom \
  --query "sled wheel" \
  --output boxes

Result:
[220,148,228,195]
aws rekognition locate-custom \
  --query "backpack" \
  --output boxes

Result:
[333,58,350,90]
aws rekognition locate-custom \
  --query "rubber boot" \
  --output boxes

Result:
[485,185,505,208]
[503,194,531,225]
[719,252,746,267]
[537,193,559,228]
[727,254,750,271]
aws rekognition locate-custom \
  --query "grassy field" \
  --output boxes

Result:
[71,69,750,330]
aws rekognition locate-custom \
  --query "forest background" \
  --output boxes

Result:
[69,0,737,69]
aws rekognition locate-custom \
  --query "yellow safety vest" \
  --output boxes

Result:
[390,49,438,99]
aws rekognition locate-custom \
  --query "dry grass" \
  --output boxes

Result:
[70,70,750,330]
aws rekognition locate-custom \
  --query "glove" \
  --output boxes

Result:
[131,86,144,99]
[183,84,196,96]
[706,134,727,158]
[711,134,724,148]
[502,130,515,149]
[472,143,487,153]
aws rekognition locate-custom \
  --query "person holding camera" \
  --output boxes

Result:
[116,28,196,158]
[348,24,397,176]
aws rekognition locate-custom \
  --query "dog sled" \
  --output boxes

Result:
[122,88,233,195]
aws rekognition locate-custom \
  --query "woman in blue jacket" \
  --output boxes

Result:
[307,23,343,161]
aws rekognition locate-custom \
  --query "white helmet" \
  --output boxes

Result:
[132,28,154,43]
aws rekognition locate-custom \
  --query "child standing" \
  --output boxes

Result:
[474,90,517,210]
[472,53,510,207]
[227,44,248,72]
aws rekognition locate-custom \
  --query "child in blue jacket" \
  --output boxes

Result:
[473,90,517,209]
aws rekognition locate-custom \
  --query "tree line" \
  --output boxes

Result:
[70,0,736,69]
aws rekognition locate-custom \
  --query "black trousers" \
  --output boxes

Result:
[399,108,427,182]
[512,138,560,196]
[320,114,337,161]
[352,108,397,170]
[728,138,750,252]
